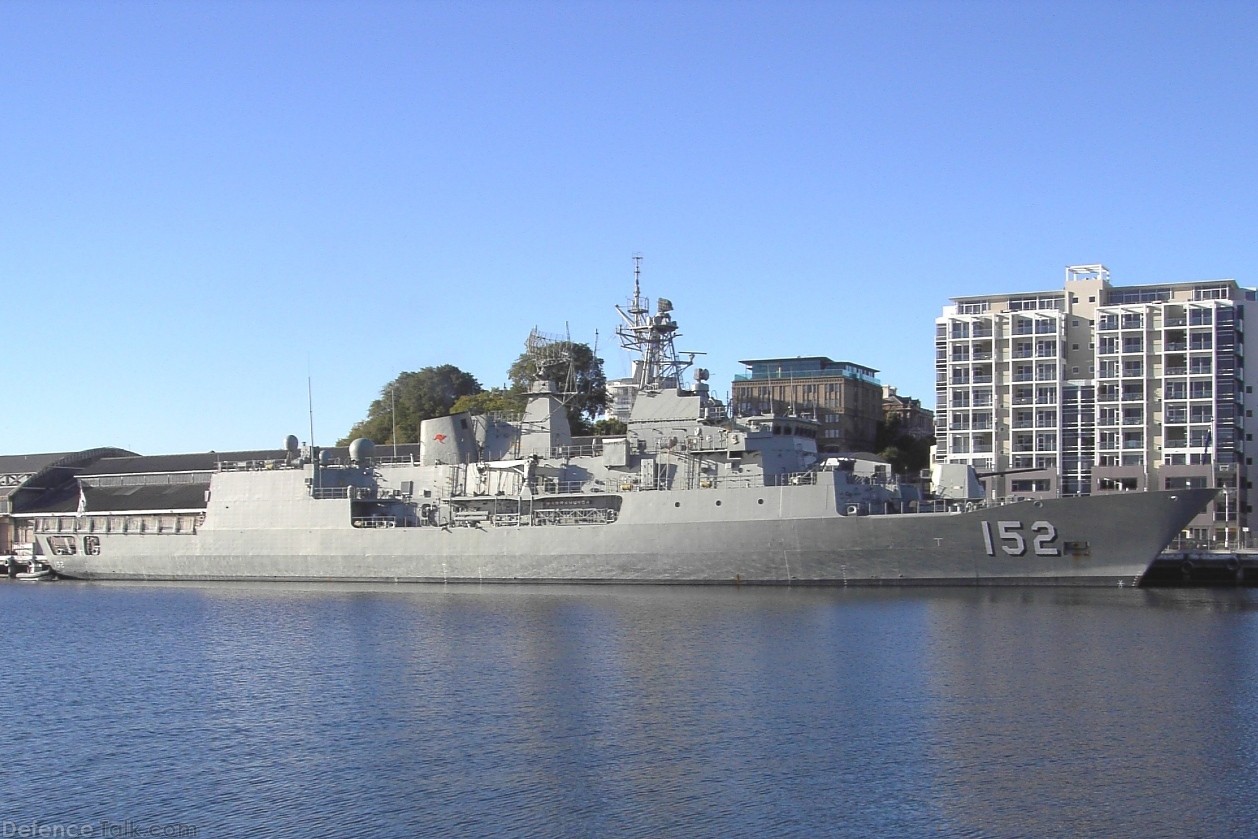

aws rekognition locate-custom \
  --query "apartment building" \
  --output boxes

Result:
[731,357,882,453]
[883,386,934,439]
[935,265,1258,546]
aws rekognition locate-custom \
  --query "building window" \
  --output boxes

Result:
[1012,479,1051,493]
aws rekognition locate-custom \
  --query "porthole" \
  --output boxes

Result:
[715,500,722,506]
[674,502,681,508]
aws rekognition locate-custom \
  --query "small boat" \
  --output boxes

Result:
[16,564,53,581]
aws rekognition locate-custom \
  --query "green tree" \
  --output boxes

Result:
[339,365,482,445]
[506,341,608,435]
[592,417,628,436]
[875,417,935,477]
[450,387,527,418]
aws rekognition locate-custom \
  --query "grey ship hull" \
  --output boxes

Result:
[40,481,1215,587]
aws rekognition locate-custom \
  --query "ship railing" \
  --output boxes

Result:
[217,458,295,472]
[853,499,1000,515]
[531,507,618,526]
[643,435,731,455]
[533,479,594,495]
[700,405,729,422]
[766,471,819,487]
[691,475,759,490]
[310,486,351,500]
[552,443,604,459]
[375,455,417,467]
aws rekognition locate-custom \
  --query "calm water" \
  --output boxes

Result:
[1,581,1256,838]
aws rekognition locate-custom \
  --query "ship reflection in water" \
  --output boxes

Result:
[3,582,1256,837]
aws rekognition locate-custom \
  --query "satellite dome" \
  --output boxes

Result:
[284,434,300,454]
[349,438,376,464]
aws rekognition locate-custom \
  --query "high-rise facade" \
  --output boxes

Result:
[935,265,1258,546]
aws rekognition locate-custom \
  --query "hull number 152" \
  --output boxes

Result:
[980,520,1060,557]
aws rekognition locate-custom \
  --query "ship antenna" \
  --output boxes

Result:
[307,374,316,447]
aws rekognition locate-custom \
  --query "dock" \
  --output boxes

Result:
[1144,550,1258,587]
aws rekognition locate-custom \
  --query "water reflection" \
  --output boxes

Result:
[920,588,1258,838]
[1,582,1255,837]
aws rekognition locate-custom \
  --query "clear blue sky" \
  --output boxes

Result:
[3,0,1255,455]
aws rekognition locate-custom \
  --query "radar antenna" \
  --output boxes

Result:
[614,255,701,392]
[524,326,579,403]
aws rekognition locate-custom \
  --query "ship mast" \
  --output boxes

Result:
[614,256,697,392]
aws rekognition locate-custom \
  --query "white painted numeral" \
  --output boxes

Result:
[981,520,1060,557]
[1031,521,1060,556]
[997,521,1026,556]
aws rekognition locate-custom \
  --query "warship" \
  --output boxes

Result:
[12,279,1214,586]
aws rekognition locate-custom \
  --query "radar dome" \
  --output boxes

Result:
[349,438,376,464]
[285,435,300,454]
